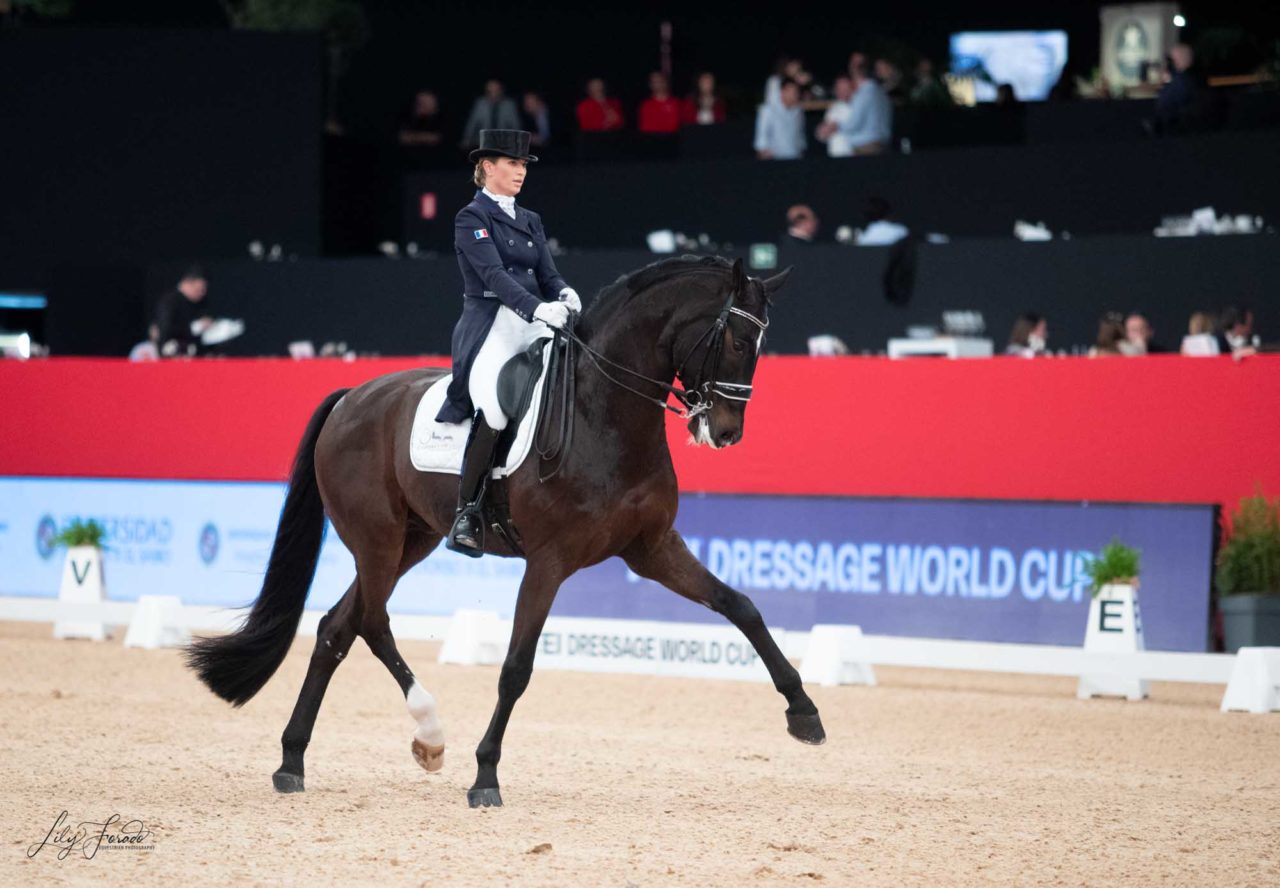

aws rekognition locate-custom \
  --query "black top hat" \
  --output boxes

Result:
[468,129,539,163]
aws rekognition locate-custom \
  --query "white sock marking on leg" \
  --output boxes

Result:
[406,681,444,747]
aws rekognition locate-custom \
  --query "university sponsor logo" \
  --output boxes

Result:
[40,514,175,565]
[27,810,156,860]
[36,514,58,560]
[198,522,220,565]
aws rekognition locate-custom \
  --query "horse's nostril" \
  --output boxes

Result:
[717,430,736,446]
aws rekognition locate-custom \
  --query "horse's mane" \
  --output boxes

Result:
[578,255,732,335]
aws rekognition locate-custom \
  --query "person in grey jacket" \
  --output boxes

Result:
[460,80,521,147]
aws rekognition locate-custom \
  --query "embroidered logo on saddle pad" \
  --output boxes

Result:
[409,342,553,477]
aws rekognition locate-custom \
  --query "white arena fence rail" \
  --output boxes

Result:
[2,597,1274,713]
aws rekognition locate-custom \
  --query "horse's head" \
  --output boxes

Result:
[677,259,792,449]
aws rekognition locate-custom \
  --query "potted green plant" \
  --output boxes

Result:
[1084,539,1141,598]
[1216,491,1280,653]
[51,518,109,641]
[1078,539,1147,701]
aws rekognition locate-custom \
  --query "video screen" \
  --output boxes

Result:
[950,31,1069,102]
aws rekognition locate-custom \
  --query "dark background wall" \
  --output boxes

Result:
[130,234,1276,359]
[0,29,323,266]
[401,131,1280,250]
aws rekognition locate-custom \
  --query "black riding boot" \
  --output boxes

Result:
[446,412,502,556]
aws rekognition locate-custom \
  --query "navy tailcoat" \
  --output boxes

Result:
[436,190,569,423]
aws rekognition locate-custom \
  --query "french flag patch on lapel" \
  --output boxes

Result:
[473,228,489,240]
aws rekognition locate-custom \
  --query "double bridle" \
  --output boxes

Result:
[533,283,767,481]
[564,287,769,420]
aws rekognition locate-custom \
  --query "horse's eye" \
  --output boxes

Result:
[732,339,746,354]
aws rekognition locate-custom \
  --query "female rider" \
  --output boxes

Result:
[435,129,580,555]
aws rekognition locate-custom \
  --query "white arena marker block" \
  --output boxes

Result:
[438,609,505,666]
[1220,648,1280,714]
[53,545,108,642]
[800,625,876,687]
[1078,583,1149,701]
[124,595,190,649]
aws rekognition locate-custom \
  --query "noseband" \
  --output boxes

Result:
[563,285,769,420]
[672,294,769,416]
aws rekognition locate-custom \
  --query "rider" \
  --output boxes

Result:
[436,129,581,555]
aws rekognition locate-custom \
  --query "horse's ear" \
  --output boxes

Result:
[762,266,794,298]
[730,257,747,293]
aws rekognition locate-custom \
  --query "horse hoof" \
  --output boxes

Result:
[786,711,827,746]
[467,787,503,808]
[272,770,305,793]
[412,738,445,773]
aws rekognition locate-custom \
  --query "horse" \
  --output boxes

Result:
[185,255,826,808]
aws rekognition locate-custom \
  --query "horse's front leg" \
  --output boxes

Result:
[624,530,826,744]
[468,558,564,808]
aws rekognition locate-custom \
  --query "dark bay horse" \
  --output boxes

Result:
[186,255,825,808]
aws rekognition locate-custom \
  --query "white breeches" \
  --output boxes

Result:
[469,305,546,430]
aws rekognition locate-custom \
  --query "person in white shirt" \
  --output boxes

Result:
[754,79,806,160]
[855,196,909,245]
[815,76,854,157]
[840,63,892,155]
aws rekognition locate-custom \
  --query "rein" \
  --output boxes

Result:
[533,286,767,481]
[569,290,768,419]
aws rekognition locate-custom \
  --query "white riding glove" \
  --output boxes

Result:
[533,300,571,329]
[558,287,582,313]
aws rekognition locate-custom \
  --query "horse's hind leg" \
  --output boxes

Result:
[272,582,363,792]
[624,530,826,745]
[361,526,448,776]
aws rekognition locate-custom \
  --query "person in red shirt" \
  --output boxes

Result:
[638,71,681,133]
[575,78,625,132]
[681,71,727,125]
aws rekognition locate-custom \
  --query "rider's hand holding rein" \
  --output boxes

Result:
[558,287,582,313]
[535,300,571,329]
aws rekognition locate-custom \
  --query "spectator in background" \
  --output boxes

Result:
[855,196,908,245]
[840,60,892,155]
[1181,310,1220,356]
[638,72,681,133]
[1089,312,1128,357]
[910,59,953,107]
[847,52,867,82]
[1124,311,1167,354]
[576,78,625,131]
[682,72,727,125]
[874,58,906,104]
[460,79,520,147]
[522,92,551,147]
[785,204,820,243]
[765,57,817,106]
[398,90,444,148]
[1154,44,1203,132]
[1216,304,1258,358]
[1006,312,1048,357]
[152,267,212,357]
[754,78,806,160]
[816,76,855,157]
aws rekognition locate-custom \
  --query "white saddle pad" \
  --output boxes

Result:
[409,340,554,477]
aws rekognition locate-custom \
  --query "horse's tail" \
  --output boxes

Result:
[184,388,350,707]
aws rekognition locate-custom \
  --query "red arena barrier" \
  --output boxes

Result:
[3,355,1278,508]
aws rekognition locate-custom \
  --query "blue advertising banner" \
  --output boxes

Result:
[0,478,1215,651]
